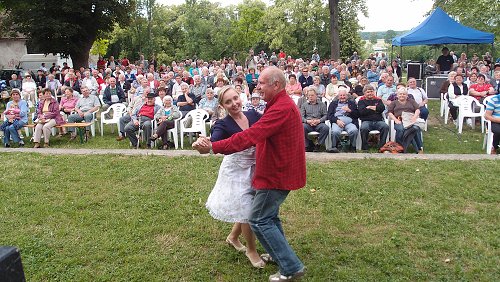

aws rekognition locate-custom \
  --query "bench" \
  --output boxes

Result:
[25,122,93,144]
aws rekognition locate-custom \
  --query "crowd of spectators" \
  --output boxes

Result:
[1,48,499,153]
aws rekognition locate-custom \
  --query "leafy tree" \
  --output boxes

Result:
[0,0,134,68]
[265,0,331,59]
[90,39,110,57]
[369,33,378,44]
[384,30,397,44]
[228,0,266,58]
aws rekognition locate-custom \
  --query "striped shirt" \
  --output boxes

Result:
[485,94,500,118]
[300,100,327,123]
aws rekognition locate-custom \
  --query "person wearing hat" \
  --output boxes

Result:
[124,91,164,148]
[436,47,454,73]
[245,92,266,115]
[1,88,28,147]
[22,73,37,106]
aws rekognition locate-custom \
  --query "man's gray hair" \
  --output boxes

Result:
[338,86,348,95]
[267,67,287,89]
[363,84,375,93]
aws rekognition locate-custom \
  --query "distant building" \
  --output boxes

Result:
[0,30,27,69]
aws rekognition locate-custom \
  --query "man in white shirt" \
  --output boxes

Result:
[407,77,429,120]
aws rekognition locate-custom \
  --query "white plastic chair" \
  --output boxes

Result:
[325,119,357,150]
[483,120,494,154]
[440,92,446,117]
[457,96,484,134]
[180,109,209,148]
[167,114,183,149]
[443,93,451,124]
[481,96,494,133]
[100,103,127,136]
[355,97,386,150]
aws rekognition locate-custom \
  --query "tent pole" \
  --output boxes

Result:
[391,45,393,62]
[466,44,469,56]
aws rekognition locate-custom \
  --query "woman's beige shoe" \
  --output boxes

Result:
[225,237,246,252]
[246,251,265,269]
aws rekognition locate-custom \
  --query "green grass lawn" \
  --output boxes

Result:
[1,154,498,281]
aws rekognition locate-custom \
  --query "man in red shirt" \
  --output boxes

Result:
[124,91,163,148]
[278,49,286,60]
[194,67,306,281]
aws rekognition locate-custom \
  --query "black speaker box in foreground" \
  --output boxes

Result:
[0,246,26,282]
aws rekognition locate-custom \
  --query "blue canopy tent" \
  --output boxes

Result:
[391,7,495,72]
[392,7,494,46]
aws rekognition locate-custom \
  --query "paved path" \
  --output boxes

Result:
[1,148,498,161]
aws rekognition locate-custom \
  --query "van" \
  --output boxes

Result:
[18,53,73,72]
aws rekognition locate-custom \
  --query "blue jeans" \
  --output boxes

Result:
[331,122,358,148]
[360,120,389,150]
[394,123,423,151]
[303,123,329,148]
[249,189,304,276]
[2,121,26,144]
[419,105,429,120]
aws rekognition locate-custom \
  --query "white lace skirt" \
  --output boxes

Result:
[206,147,256,223]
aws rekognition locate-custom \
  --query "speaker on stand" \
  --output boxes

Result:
[407,63,423,79]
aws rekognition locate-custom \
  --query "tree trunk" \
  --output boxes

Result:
[329,0,340,60]
[70,40,94,69]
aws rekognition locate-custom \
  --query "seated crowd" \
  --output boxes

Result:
[1,49,499,154]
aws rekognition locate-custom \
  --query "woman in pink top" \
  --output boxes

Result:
[285,74,302,105]
[59,87,79,135]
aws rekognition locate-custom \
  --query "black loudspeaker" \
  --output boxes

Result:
[425,76,448,99]
[416,79,423,88]
[0,247,26,282]
[407,63,423,80]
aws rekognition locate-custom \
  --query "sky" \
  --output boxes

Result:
[159,0,435,32]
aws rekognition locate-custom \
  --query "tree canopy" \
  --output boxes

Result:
[106,0,367,63]
[0,0,134,68]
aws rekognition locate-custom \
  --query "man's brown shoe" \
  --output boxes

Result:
[33,142,40,148]
[44,143,50,148]
[116,136,125,141]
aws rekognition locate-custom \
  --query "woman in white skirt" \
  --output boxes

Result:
[204,86,265,268]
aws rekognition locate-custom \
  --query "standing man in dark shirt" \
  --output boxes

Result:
[436,47,454,73]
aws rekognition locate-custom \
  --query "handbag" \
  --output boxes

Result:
[401,111,425,130]
[379,141,404,153]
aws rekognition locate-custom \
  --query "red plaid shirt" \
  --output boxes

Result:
[212,90,306,190]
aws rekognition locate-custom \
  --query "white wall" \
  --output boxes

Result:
[0,38,27,69]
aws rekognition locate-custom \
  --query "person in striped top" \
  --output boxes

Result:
[485,94,500,154]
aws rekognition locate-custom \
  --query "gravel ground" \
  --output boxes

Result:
[1,148,498,162]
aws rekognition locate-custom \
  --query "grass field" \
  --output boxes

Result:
[1,154,498,281]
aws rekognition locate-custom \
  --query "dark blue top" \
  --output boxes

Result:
[177,93,197,112]
[210,110,261,142]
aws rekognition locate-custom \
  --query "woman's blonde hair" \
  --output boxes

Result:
[214,85,237,121]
